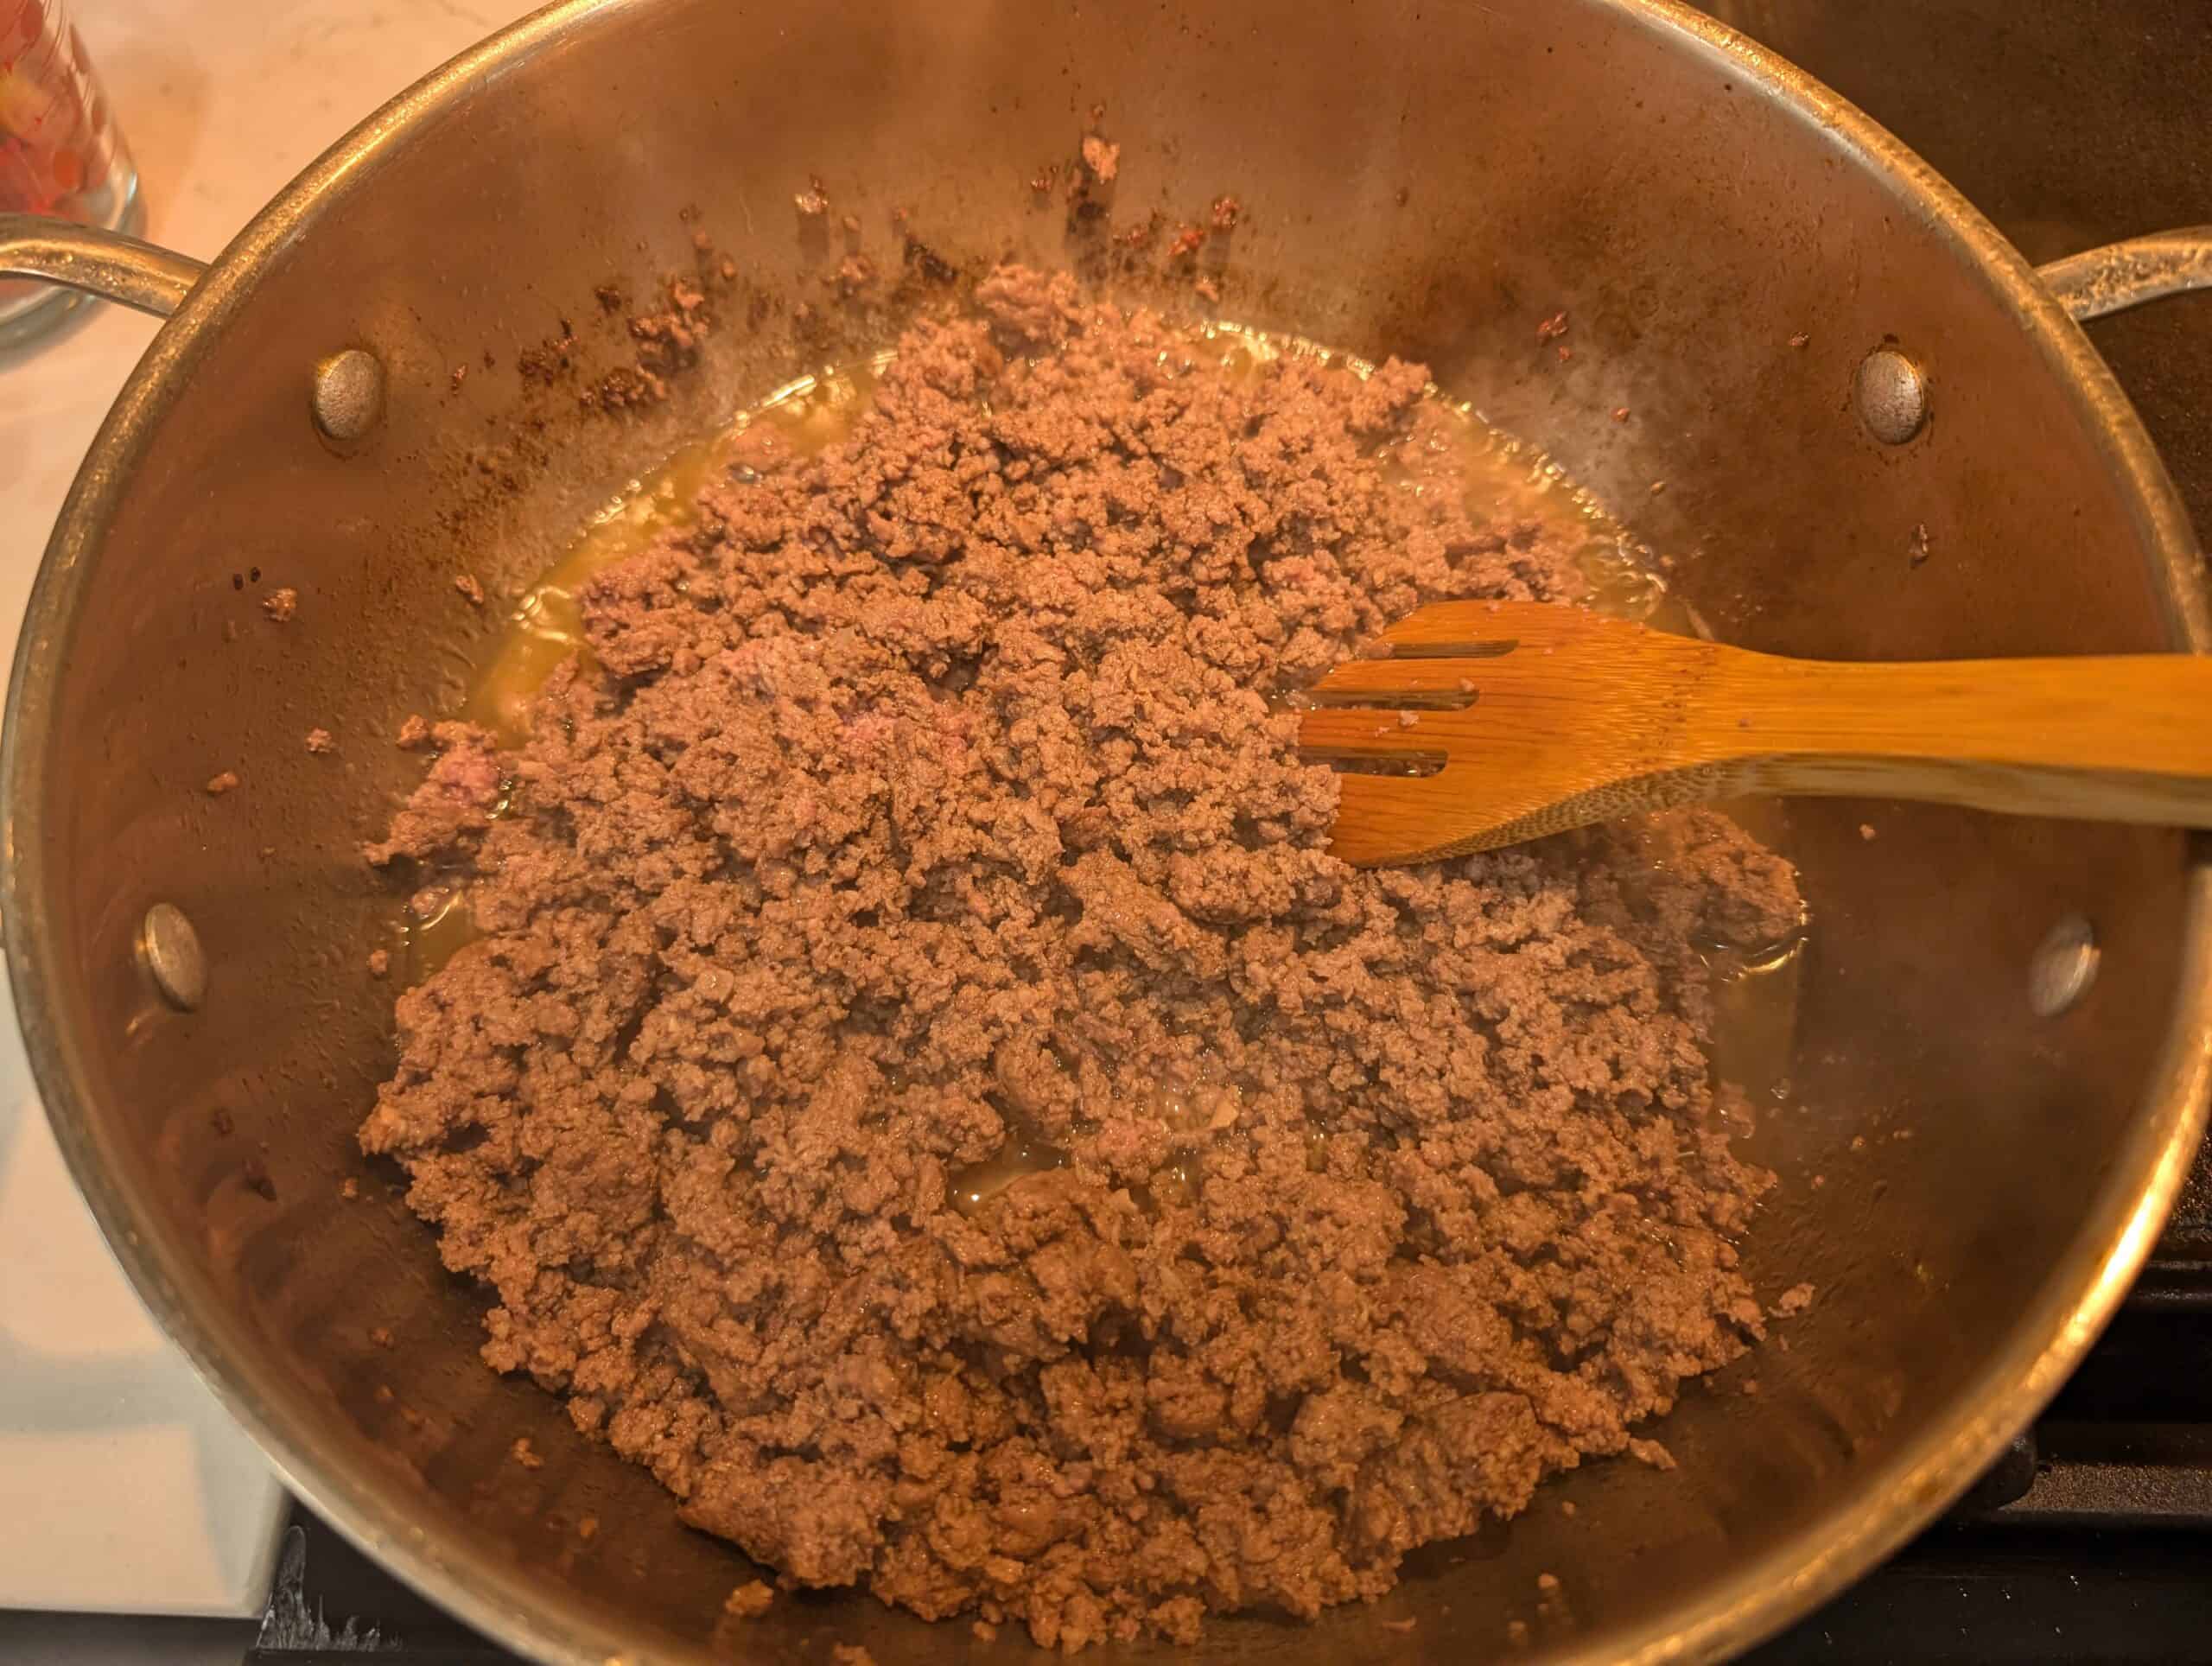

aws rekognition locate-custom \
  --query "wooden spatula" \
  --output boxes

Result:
[1297,600,2212,866]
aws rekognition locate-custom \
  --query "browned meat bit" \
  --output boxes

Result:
[1536,309,1569,341]
[830,254,877,296]
[587,366,669,412]
[366,948,390,977]
[629,276,711,374]
[793,176,830,217]
[362,262,1802,1652]
[1080,134,1120,181]
[339,1176,359,1199]
[594,282,626,314]
[1193,274,1221,302]
[1028,162,1060,194]
[1771,1281,1817,1318]
[1506,1619,1532,1646]
[839,213,861,235]
[305,728,335,754]
[900,237,957,288]
[974,264,1083,347]
[576,1515,598,1541]
[830,1648,877,1666]
[371,1326,394,1350]
[971,1621,998,1643]
[1167,222,1205,258]
[1210,194,1241,230]
[1626,1436,1677,1471]
[517,321,579,384]
[721,1580,775,1620]
[1611,405,1630,422]
[261,587,298,622]
[1607,807,1804,951]
[510,1436,543,1471]
[395,714,432,750]
[363,722,502,865]
[1535,1573,1571,1624]
[205,771,240,796]
[1381,1618,1417,1634]
[448,365,468,391]
[1789,330,1811,348]
[454,573,486,606]
[1557,344,1573,361]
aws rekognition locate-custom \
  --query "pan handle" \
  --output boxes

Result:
[0,213,206,321]
[2037,227,2212,322]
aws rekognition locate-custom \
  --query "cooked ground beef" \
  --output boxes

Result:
[361,264,1802,1650]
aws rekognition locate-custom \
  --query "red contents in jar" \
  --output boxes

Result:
[1,0,121,221]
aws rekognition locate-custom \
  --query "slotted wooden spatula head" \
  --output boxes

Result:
[1296,600,1740,865]
[1300,598,2212,865]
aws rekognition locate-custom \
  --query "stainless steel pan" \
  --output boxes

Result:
[4,1,2210,1659]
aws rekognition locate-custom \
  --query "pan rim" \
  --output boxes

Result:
[4,1,2207,1661]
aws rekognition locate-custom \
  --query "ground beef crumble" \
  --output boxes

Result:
[362,264,1802,1651]
[722,1579,775,1619]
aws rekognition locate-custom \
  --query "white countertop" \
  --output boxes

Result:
[0,0,534,1624]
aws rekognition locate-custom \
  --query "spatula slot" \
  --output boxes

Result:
[1296,749,1451,777]
[1378,639,1519,660]
[1296,688,1480,711]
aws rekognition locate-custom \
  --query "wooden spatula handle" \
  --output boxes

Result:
[1708,653,2212,826]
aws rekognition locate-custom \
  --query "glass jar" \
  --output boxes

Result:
[1,0,140,345]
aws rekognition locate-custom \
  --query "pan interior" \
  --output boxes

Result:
[9,1,2204,1661]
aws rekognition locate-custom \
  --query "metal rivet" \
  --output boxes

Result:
[140,902,207,1012]
[2029,915,2099,1018]
[311,347,385,442]
[1854,346,1929,445]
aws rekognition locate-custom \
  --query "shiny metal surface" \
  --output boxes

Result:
[308,348,386,443]
[3,2,2209,1663]
[0,213,204,319]
[2037,229,2212,323]
[2028,915,2102,1021]
[1852,346,1930,444]
[137,902,208,1014]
